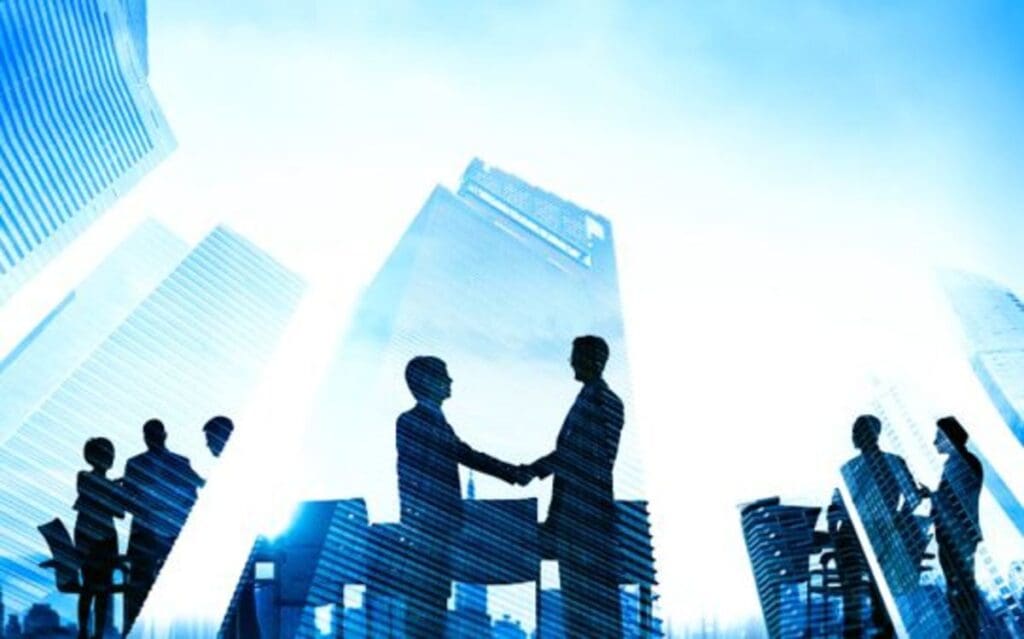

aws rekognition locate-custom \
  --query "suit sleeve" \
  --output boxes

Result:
[894,457,921,511]
[121,459,142,515]
[531,451,558,479]
[180,459,206,491]
[396,413,432,525]
[534,390,624,482]
[456,436,518,484]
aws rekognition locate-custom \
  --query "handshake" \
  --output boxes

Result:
[509,460,548,487]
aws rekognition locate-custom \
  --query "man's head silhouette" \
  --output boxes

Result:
[143,418,168,451]
[203,415,234,458]
[405,356,452,406]
[571,335,609,383]
[852,414,882,451]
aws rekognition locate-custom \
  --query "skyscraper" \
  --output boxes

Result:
[0,222,304,617]
[941,271,1024,445]
[304,157,649,628]
[0,0,174,301]
[739,498,822,638]
[220,499,370,639]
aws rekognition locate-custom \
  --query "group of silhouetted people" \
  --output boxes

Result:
[71,416,233,639]
[396,335,624,639]
[841,413,984,638]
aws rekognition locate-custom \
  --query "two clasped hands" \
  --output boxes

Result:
[509,459,549,486]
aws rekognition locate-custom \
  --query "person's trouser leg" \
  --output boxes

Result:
[125,529,173,634]
[867,580,895,637]
[937,533,980,638]
[404,591,448,639]
[403,529,451,639]
[836,567,865,638]
[77,591,93,639]
[560,540,621,639]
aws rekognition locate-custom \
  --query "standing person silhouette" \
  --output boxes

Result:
[931,416,984,637]
[73,437,126,639]
[122,419,205,633]
[396,356,530,638]
[841,414,927,597]
[527,335,624,639]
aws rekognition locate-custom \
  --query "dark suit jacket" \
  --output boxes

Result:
[534,378,624,544]
[396,403,518,537]
[934,450,983,546]
[123,448,205,539]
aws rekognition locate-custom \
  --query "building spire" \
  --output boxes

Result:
[467,470,476,500]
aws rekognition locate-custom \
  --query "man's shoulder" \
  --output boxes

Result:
[593,381,624,417]
[397,405,434,428]
[125,451,150,470]
[602,384,623,408]
[166,450,194,467]
[882,451,909,467]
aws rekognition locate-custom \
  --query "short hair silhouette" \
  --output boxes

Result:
[937,416,969,450]
[203,416,234,457]
[405,356,448,401]
[203,415,234,438]
[852,414,882,450]
[84,437,114,470]
[143,419,167,449]
[573,335,610,370]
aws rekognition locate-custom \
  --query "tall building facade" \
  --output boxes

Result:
[304,158,650,630]
[0,0,174,301]
[740,498,823,638]
[0,222,304,618]
[839,382,1024,638]
[306,156,641,513]
[942,271,1024,445]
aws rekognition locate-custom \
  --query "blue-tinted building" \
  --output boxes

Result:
[0,222,304,619]
[0,0,174,301]
[740,498,825,638]
[942,271,1024,445]
[839,382,1024,638]
[303,157,650,629]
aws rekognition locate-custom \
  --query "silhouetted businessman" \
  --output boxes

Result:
[931,416,984,638]
[396,356,529,638]
[122,419,205,633]
[528,335,624,639]
[842,414,925,595]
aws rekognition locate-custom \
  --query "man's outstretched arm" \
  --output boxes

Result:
[528,452,558,479]
[456,439,531,485]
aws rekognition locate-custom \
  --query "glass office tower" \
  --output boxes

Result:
[0,222,304,620]
[839,382,1024,638]
[942,271,1024,445]
[304,158,649,631]
[0,0,174,301]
